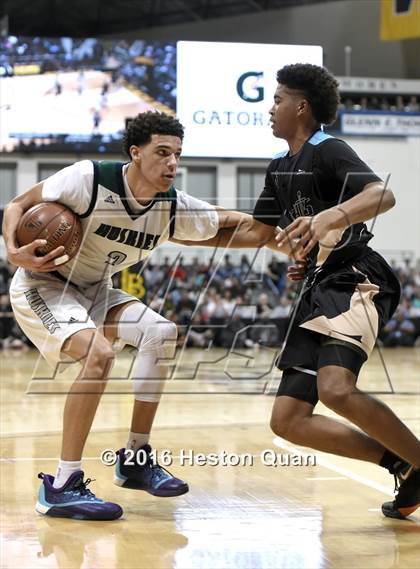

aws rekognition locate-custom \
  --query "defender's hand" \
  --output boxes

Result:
[287,259,307,281]
[276,210,341,257]
[8,240,68,272]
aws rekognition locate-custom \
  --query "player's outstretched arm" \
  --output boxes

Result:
[3,183,67,272]
[170,207,307,278]
[171,209,291,255]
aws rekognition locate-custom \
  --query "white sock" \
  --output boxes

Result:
[126,431,150,452]
[53,459,82,489]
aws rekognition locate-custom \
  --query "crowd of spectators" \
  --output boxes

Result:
[141,254,295,350]
[1,254,419,352]
[380,259,420,348]
[10,133,123,155]
[338,94,420,113]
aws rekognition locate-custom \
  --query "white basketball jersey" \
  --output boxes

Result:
[41,160,218,287]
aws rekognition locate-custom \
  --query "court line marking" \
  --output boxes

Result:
[273,436,394,497]
[0,421,273,439]
[306,477,347,481]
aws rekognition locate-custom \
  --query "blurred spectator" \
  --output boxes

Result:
[370,97,381,110]
[382,307,416,347]
[407,96,420,112]
[343,98,353,110]
[249,316,280,347]
[360,96,368,110]
[221,290,236,318]
[256,293,272,318]
[144,263,165,288]
[170,258,187,282]
[395,95,405,111]
[380,97,390,111]
[271,297,292,318]
[220,313,250,349]
[265,258,287,293]
[0,259,10,294]
[186,314,214,348]
[234,295,256,320]
[409,286,420,317]
[0,292,27,350]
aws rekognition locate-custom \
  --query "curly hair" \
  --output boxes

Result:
[276,64,340,125]
[122,111,184,157]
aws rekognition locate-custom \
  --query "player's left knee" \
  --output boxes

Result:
[317,367,355,411]
[141,320,178,357]
[318,389,350,412]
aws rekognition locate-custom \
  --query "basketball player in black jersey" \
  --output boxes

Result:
[257,64,419,519]
[189,63,419,518]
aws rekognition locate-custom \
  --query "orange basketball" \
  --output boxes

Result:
[16,202,82,260]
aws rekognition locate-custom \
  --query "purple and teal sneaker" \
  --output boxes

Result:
[114,445,189,497]
[36,471,123,521]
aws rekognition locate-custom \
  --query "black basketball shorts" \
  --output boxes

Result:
[276,250,401,406]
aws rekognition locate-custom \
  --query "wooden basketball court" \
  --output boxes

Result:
[1,346,419,568]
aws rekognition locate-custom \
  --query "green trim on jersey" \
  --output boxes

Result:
[156,187,177,238]
[96,161,125,195]
[159,187,177,237]
[155,187,177,201]
[80,161,99,218]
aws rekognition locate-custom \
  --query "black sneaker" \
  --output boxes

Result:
[114,445,189,497]
[382,466,420,519]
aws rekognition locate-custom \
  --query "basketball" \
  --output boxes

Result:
[16,202,82,260]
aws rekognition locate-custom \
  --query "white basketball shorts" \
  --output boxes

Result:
[10,267,137,368]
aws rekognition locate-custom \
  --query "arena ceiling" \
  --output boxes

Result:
[2,0,339,37]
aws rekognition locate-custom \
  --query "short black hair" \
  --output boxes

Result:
[276,64,340,125]
[122,111,184,157]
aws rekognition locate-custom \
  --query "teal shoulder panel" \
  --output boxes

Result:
[308,131,334,146]
[273,150,289,159]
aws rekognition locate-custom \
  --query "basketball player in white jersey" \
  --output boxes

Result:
[3,112,292,520]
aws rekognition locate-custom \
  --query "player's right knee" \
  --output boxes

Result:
[86,339,115,375]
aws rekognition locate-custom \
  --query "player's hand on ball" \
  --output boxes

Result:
[8,240,69,272]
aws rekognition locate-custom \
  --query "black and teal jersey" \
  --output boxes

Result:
[253,130,382,268]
